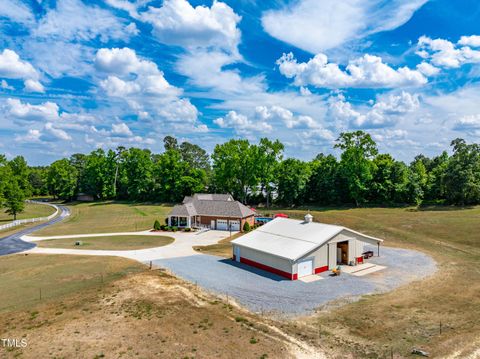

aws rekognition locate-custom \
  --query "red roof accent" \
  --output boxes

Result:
[274,213,289,218]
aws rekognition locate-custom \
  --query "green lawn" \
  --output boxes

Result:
[0,203,56,224]
[258,206,480,357]
[37,235,175,250]
[0,254,145,313]
[33,201,173,236]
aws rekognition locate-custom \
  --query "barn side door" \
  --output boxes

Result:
[328,243,337,269]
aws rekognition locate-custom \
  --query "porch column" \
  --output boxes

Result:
[377,242,380,257]
[187,216,191,228]
[168,216,171,226]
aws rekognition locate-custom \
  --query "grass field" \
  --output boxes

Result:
[3,201,479,357]
[0,255,296,358]
[257,206,480,358]
[37,235,175,250]
[0,254,144,313]
[33,201,172,236]
[0,202,56,223]
[193,232,243,257]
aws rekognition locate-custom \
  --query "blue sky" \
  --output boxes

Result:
[0,0,479,165]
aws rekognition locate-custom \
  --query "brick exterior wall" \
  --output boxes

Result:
[198,215,254,232]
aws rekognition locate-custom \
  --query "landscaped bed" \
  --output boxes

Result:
[37,235,175,250]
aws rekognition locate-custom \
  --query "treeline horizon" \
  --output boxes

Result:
[1,131,480,216]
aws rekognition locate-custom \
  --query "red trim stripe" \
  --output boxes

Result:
[239,257,294,280]
[315,266,328,274]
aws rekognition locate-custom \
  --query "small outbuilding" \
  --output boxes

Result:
[76,193,94,202]
[231,214,383,280]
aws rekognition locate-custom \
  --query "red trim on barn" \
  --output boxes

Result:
[314,265,328,274]
[239,257,293,280]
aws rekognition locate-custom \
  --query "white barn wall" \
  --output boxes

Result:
[294,245,328,273]
[233,245,292,273]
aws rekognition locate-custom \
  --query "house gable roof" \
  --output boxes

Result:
[231,217,383,261]
[169,193,255,218]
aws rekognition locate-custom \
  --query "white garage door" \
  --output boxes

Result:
[297,259,313,278]
[229,220,240,231]
[216,219,228,230]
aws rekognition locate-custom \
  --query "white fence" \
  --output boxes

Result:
[0,200,59,232]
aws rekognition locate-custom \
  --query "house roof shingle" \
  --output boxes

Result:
[169,193,254,218]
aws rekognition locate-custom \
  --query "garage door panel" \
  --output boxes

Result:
[230,220,240,231]
[297,259,313,278]
[216,219,228,230]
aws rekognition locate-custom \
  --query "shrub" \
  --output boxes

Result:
[153,220,161,231]
[160,224,166,231]
[243,221,251,232]
[184,228,191,232]
[172,226,178,232]
[165,226,172,231]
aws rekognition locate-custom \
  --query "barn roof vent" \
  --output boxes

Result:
[304,213,313,223]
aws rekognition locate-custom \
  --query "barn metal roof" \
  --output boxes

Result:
[231,217,382,261]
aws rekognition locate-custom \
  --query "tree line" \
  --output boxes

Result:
[1,132,479,219]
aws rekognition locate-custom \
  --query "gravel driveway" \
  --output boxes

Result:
[151,245,436,316]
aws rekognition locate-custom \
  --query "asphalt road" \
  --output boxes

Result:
[0,205,70,256]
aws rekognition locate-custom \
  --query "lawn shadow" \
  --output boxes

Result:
[408,205,476,212]
[219,258,288,282]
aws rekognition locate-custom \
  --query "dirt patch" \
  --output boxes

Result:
[0,270,319,358]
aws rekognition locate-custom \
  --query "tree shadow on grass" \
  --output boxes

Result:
[408,205,476,212]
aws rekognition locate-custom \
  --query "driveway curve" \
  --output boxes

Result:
[25,230,231,261]
[0,205,70,256]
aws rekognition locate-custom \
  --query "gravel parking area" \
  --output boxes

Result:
[151,245,436,316]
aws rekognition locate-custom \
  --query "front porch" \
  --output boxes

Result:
[168,215,203,228]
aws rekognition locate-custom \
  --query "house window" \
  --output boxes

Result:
[179,217,188,227]
[171,217,178,226]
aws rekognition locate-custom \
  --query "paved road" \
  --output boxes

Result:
[0,205,70,256]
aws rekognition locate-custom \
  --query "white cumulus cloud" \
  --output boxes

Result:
[44,122,72,141]
[417,35,480,68]
[141,0,241,53]
[111,122,133,137]
[24,79,45,93]
[277,52,427,89]
[0,49,39,80]
[453,114,480,130]
[214,110,272,134]
[6,98,59,122]
[328,91,420,129]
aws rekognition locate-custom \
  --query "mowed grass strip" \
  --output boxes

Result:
[37,235,175,250]
[260,206,480,357]
[0,203,56,224]
[33,201,173,236]
[193,232,244,258]
[0,254,145,312]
